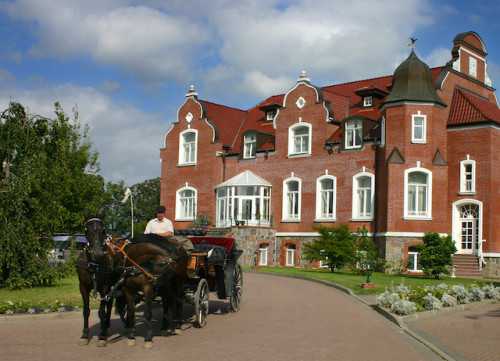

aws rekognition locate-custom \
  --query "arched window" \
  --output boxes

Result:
[460,158,476,193]
[175,186,197,220]
[179,130,197,165]
[282,177,301,221]
[316,175,336,220]
[288,122,311,156]
[352,172,374,220]
[404,168,432,219]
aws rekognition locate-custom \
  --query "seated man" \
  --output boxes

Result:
[145,205,193,256]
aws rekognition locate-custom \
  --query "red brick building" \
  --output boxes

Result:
[160,32,500,277]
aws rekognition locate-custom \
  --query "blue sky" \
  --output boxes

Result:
[1,0,499,186]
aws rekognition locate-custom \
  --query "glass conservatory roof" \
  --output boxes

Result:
[216,170,272,188]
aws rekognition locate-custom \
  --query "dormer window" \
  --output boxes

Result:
[363,96,373,107]
[266,110,276,121]
[243,133,257,159]
[345,119,362,149]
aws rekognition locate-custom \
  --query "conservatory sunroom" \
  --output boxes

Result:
[215,170,272,228]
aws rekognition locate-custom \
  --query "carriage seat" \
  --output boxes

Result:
[192,244,227,265]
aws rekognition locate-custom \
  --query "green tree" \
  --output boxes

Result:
[303,224,357,272]
[0,102,104,288]
[414,232,457,279]
[103,177,161,237]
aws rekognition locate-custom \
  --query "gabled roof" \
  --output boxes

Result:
[448,89,500,126]
[196,66,446,152]
[215,170,272,188]
[201,100,246,146]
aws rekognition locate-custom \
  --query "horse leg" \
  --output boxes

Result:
[171,281,184,335]
[125,292,137,347]
[143,285,154,349]
[79,284,91,345]
[158,287,169,336]
[96,298,113,347]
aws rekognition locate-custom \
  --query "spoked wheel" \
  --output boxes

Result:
[230,264,243,312]
[194,278,209,328]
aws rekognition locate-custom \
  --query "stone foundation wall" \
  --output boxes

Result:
[483,257,500,278]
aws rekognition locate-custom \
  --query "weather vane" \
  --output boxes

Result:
[408,37,417,50]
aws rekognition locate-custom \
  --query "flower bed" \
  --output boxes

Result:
[0,300,79,315]
[377,282,500,316]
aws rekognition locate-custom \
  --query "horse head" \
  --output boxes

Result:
[83,209,107,262]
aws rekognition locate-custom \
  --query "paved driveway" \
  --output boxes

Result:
[0,272,440,361]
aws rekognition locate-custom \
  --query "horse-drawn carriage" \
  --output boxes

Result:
[77,212,243,348]
[184,235,243,327]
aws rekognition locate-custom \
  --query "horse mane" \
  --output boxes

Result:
[131,233,178,254]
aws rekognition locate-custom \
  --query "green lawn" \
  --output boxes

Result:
[1,268,498,313]
[249,267,500,295]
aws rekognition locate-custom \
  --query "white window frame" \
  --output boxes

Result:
[407,247,422,272]
[363,96,373,107]
[404,167,432,220]
[412,112,426,144]
[286,244,296,266]
[259,243,269,266]
[315,175,337,221]
[175,186,197,221]
[288,122,311,156]
[351,171,374,221]
[243,132,257,159]
[282,177,302,221]
[178,129,198,165]
[345,119,363,149]
[460,158,476,194]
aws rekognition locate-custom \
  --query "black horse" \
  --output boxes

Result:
[115,234,188,349]
[76,210,123,347]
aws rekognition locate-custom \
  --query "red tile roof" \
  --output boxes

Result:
[199,67,447,151]
[448,89,500,126]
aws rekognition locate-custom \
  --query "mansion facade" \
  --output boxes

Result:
[160,32,500,277]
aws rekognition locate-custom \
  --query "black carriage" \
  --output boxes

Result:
[183,235,243,327]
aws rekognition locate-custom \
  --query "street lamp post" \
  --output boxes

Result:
[121,188,134,237]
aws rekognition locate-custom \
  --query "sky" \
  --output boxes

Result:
[1,0,499,186]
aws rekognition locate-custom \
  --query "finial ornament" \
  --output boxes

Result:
[408,37,417,50]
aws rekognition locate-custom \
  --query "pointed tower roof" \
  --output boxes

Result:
[383,51,446,108]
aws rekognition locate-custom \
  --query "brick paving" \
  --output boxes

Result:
[1,272,496,360]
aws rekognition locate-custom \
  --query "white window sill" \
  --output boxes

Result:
[458,191,476,196]
[174,218,195,222]
[287,153,310,159]
[351,217,373,222]
[404,216,432,221]
[177,162,197,167]
[281,219,301,223]
[314,218,337,222]
[411,140,426,144]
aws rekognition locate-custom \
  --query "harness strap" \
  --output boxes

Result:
[108,240,157,281]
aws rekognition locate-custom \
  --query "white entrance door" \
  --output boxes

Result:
[456,203,480,254]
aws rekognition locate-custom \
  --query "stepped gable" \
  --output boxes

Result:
[200,100,246,147]
[448,88,500,126]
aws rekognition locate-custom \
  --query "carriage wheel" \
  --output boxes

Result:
[230,264,243,312]
[194,279,209,328]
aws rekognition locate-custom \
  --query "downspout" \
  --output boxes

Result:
[373,137,379,262]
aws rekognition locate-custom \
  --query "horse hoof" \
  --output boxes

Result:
[143,341,153,349]
[127,339,136,347]
[79,338,89,346]
[97,340,107,347]
[173,328,183,336]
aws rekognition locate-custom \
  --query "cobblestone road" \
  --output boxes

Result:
[0,272,441,361]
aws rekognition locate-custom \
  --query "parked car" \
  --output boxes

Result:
[48,235,87,264]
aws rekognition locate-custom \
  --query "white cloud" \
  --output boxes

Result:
[0,84,166,185]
